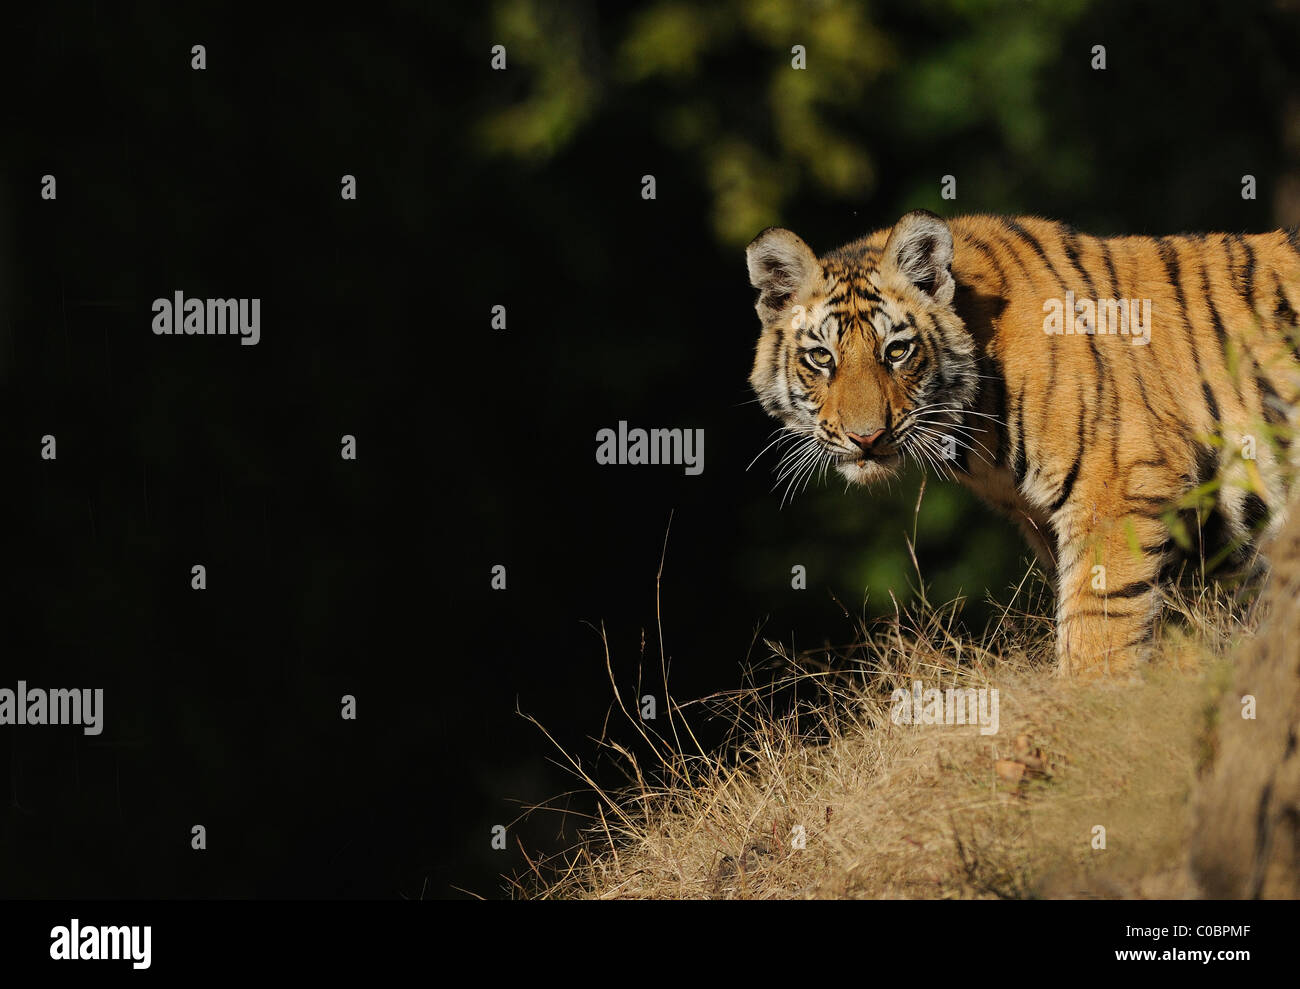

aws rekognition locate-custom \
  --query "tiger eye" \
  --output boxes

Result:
[885,341,911,362]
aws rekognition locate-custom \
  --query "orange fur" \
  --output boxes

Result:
[747,211,1300,676]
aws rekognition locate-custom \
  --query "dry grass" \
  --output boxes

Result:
[511,559,1257,900]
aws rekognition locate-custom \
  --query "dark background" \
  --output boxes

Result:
[2,0,1298,898]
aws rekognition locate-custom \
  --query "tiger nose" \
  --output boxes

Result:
[846,428,886,452]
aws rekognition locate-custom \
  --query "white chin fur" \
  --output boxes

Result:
[835,457,901,486]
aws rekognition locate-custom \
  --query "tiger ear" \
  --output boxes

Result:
[746,227,818,318]
[883,210,955,306]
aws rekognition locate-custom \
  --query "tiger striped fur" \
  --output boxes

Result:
[746,210,1300,676]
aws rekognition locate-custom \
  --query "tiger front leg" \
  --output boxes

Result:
[1051,500,1167,678]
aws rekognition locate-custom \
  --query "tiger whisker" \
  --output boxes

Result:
[908,420,997,466]
[774,439,823,500]
[778,444,823,507]
[748,425,816,472]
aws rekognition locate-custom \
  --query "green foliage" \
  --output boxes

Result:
[481,0,1103,244]
[474,0,1298,624]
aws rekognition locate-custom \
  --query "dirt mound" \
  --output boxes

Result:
[1190,512,1300,898]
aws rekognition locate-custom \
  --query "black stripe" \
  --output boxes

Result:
[1156,239,1215,417]
[1255,374,1291,453]
[1102,580,1155,599]
[961,235,1010,294]
[1199,259,1231,354]
[1202,380,1221,424]
[1242,493,1269,530]
[1256,373,1287,426]
[1100,239,1122,299]
[1194,443,1219,487]
[1012,388,1028,487]
[992,233,1036,280]
[1133,372,1171,433]
[1129,506,1178,520]
[1140,538,1175,557]
[1157,238,1189,310]
[1062,606,1143,619]
[1041,304,1060,434]
[1221,234,1239,297]
[1275,281,1297,323]
[1060,228,1098,297]
[1084,237,1122,461]
[1226,235,1246,303]
[1126,494,1173,507]
[1055,232,1107,446]
[1049,419,1084,514]
[1002,218,1067,284]
[1198,250,1244,417]
[1241,238,1258,315]
[984,355,1009,466]
[1087,331,1106,448]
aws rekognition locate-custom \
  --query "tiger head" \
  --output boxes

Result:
[746,210,978,491]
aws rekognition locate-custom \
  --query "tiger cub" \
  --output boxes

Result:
[745,210,1300,676]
